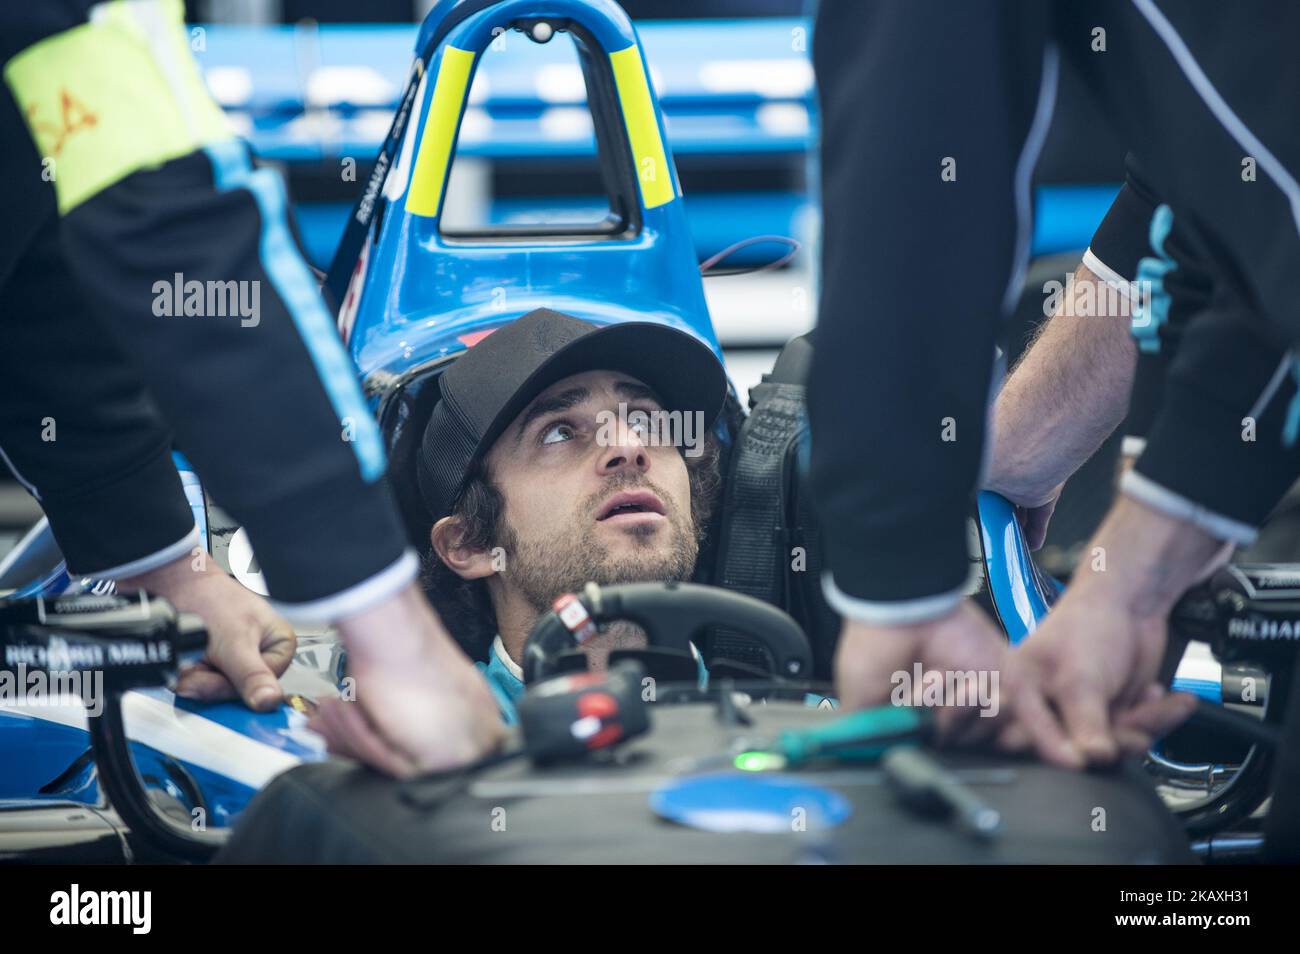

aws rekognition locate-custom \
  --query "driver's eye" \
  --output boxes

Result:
[541,422,577,445]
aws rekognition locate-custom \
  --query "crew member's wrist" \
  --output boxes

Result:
[118,549,207,590]
[338,581,464,670]
[1069,494,1226,620]
[984,475,1057,509]
[982,443,1057,508]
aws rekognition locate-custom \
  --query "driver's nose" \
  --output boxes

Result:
[597,423,650,477]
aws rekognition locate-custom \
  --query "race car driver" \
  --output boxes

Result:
[1,0,502,776]
[415,308,727,718]
[810,0,1300,799]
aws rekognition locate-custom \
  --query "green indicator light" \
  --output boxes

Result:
[734,751,785,772]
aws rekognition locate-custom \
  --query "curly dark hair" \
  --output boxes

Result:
[421,433,722,662]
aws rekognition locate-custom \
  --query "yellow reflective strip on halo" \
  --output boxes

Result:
[3,0,230,214]
[609,45,674,210]
[405,46,475,218]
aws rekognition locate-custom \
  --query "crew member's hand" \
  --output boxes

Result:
[121,555,295,711]
[1003,580,1196,769]
[1013,482,1063,551]
[834,600,1010,740]
[1001,495,1226,768]
[310,582,505,777]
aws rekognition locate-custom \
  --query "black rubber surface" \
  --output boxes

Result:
[219,701,1195,865]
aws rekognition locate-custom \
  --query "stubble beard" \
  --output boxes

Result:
[499,474,700,615]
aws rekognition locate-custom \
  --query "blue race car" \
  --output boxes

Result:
[0,0,1284,864]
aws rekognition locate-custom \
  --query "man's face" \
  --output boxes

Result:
[485,369,700,612]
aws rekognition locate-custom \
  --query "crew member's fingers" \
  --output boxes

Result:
[210,627,287,711]
[1056,680,1119,764]
[309,699,394,770]
[994,720,1034,754]
[175,661,234,701]
[258,618,297,677]
[1115,689,1199,739]
[937,693,1003,747]
[1113,727,1154,757]
[310,698,418,778]
[1019,504,1054,551]
[177,620,296,704]
[307,700,361,759]
[1013,681,1085,769]
[834,632,918,710]
[329,698,421,778]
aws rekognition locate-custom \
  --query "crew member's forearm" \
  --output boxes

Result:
[986,263,1137,504]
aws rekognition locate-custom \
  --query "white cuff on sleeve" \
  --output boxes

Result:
[1081,247,1135,300]
[270,549,420,624]
[78,524,202,580]
[821,571,967,626]
[1120,470,1258,547]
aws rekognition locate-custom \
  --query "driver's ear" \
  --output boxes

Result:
[430,516,498,581]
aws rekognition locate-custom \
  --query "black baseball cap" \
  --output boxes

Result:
[416,308,728,521]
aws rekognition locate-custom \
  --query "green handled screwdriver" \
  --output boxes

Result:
[724,705,933,773]
[775,705,933,765]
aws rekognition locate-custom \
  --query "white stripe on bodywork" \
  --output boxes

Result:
[1175,640,1222,689]
[1,689,314,789]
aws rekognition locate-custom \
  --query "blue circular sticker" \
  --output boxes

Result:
[650,772,852,833]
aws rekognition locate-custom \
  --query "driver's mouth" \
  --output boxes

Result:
[595,488,667,524]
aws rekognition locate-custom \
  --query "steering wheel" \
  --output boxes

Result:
[521,581,813,684]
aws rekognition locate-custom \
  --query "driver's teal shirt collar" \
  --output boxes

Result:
[475,635,712,725]
[477,636,527,725]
